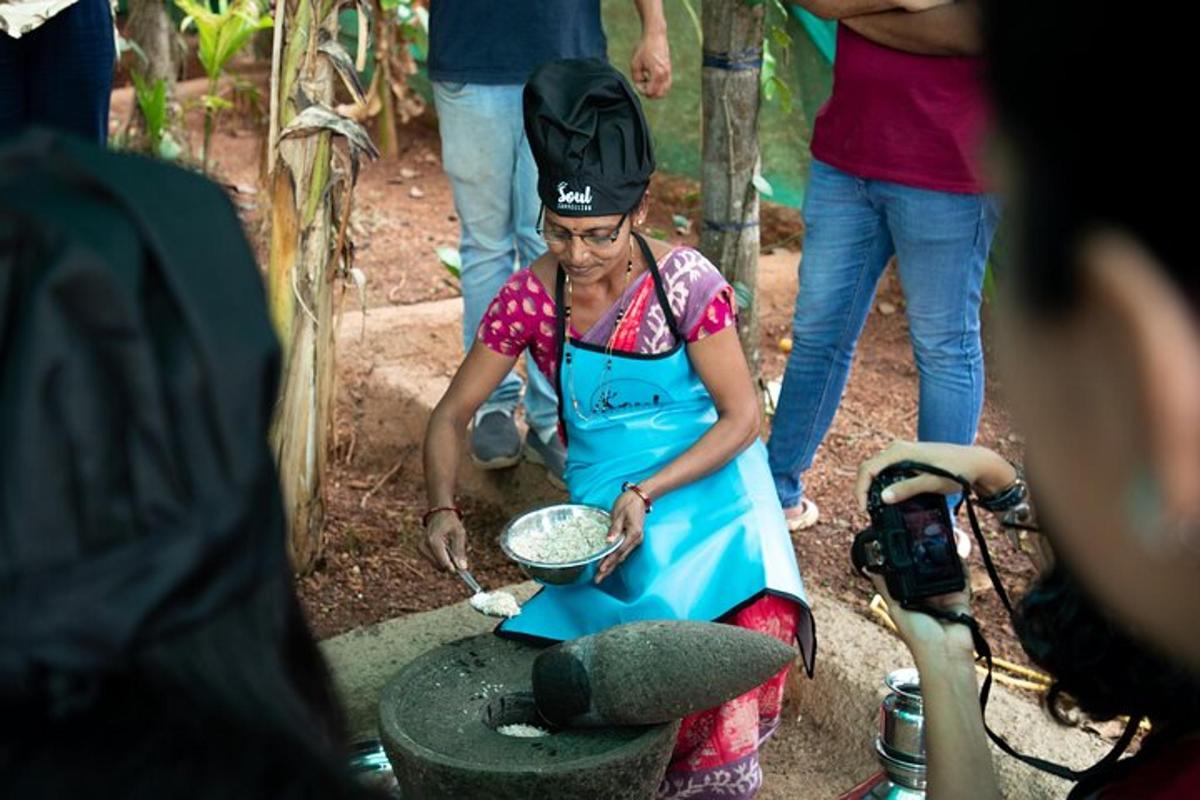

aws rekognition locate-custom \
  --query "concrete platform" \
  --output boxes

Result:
[322,583,1106,799]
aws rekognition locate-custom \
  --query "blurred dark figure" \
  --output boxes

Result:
[0,0,116,143]
[0,131,378,798]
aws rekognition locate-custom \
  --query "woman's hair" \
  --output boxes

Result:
[1014,561,1200,732]
[981,1,1196,313]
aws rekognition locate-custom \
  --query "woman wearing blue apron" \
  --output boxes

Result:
[421,58,815,799]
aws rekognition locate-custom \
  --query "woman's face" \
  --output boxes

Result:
[542,207,635,285]
[997,227,1200,673]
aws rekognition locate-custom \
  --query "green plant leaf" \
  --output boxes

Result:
[752,173,774,197]
[769,23,791,54]
[204,94,234,111]
[436,246,461,279]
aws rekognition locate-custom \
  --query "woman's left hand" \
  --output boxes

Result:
[595,490,647,583]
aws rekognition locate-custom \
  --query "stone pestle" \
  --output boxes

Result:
[532,619,797,728]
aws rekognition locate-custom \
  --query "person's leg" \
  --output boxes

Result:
[0,33,31,141]
[882,186,1000,447]
[658,596,798,799]
[767,160,895,517]
[509,122,565,484]
[434,81,526,408]
[26,0,116,144]
[510,109,558,439]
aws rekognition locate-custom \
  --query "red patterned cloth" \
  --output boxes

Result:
[658,594,802,800]
[476,246,736,383]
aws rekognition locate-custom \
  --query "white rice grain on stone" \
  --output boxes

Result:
[496,724,550,738]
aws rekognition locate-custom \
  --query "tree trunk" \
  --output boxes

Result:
[125,0,178,133]
[373,0,400,159]
[699,0,765,379]
[126,0,177,83]
[268,0,340,573]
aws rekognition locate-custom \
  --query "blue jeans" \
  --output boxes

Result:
[768,159,1001,508]
[433,81,558,434]
[0,0,115,144]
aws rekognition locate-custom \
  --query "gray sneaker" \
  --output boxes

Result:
[470,411,522,469]
[524,429,567,489]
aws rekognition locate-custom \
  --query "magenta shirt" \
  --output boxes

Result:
[810,26,991,195]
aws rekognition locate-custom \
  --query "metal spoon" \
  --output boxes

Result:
[457,568,484,596]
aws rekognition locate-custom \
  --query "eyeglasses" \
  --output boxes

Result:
[538,207,629,250]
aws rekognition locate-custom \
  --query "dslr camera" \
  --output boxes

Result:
[851,464,965,605]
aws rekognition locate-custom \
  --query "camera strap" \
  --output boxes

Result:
[888,461,1142,784]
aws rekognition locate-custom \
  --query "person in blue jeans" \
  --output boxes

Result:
[0,0,115,144]
[428,0,670,486]
[770,1,999,532]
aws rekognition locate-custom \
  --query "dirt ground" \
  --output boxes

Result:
[111,70,1037,675]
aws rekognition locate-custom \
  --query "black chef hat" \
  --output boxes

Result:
[524,58,655,218]
[0,131,288,709]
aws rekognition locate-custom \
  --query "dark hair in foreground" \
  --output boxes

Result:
[1015,563,1200,732]
[1014,562,1200,796]
[0,133,378,799]
[2,578,378,799]
[981,1,1197,312]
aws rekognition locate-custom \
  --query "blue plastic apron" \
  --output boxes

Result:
[498,235,815,674]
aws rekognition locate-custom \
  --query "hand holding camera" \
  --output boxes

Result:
[850,442,1016,662]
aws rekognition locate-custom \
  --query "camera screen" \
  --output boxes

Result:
[901,504,960,580]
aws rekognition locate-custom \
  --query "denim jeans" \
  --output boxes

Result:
[433,81,558,435]
[0,0,115,144]
[767,159,1001,508]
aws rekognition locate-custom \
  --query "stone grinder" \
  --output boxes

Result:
[379,620,797,799]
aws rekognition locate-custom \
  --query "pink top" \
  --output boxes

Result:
[811,26,991,194]
[477,246,736,382]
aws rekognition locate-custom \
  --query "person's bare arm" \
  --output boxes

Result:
[596,324,761,581]
[842,0,982,56]
[787,0,950,22]
[421,342,514,572]
[631,0,672,97]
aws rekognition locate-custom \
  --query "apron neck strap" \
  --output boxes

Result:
[551,233,683,441]
[554,264,569,445]
[634,232,683,341]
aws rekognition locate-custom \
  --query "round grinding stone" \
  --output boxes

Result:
[379,634,679,800]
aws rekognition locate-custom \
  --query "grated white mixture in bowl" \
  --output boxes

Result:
[509,514,611,563]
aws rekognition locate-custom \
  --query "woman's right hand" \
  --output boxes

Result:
[854,441,1018,511]
[420,510,469,573]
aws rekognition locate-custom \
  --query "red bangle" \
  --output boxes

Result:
[422,505,463,527]
[621,481,653,514]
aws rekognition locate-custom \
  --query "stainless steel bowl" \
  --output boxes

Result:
[348,738,402,798]
[873,739,928,795]
[879,667,925,765]
[499,504,622,586]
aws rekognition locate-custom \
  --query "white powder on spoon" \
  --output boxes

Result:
[469,590,521,618]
